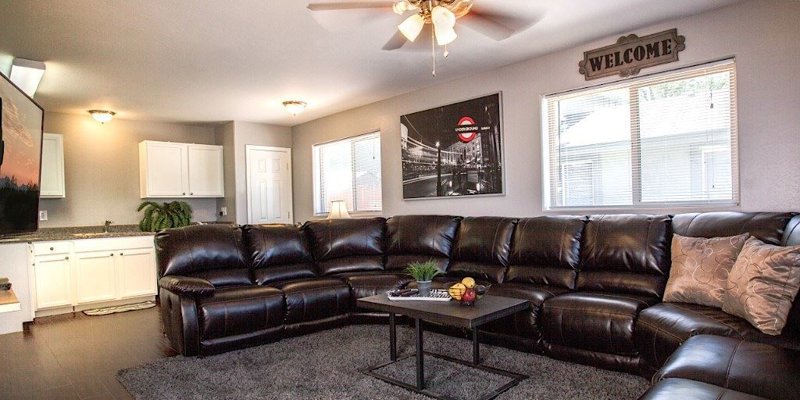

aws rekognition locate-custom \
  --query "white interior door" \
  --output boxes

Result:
[247,146,292,224]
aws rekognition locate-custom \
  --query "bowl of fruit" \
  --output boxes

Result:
[447,277,488,306]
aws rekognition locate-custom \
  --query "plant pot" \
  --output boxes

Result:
[417,280,432,297]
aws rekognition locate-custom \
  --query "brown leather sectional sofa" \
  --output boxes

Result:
[156,212,800,400]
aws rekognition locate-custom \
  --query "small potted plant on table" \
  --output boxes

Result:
[406,260,441,297]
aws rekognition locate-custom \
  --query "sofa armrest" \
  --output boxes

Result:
[655,335,800,400]
[159,276,215,298]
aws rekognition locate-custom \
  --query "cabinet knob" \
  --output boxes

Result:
[120,253,124,256]
[50,247,54,251]
[190,193,193,195]
[110,253,114,256]
[182,192,186,195]
[65,257,69,260]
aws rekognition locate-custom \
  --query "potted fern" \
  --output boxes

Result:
[137,201,193,232]
[406,259,441,297]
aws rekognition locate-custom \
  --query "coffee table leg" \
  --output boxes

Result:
[472,328,480,365]
[389,312,397,361]
[415,318,424,390]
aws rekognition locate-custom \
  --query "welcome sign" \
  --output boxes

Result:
[578,29,686,80]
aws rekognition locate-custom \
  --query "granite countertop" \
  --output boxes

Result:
[0,225,155,244]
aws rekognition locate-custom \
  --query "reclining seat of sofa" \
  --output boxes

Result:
[485,215,587,352]
[157,224,284,356]
[635,211,800,377]
[303,217,404,323]
[243,223,350,338]
[541,214,672,374]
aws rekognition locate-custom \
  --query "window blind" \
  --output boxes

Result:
[313,132,382,214]
[543,59,738,210]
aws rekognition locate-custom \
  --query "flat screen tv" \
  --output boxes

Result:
[0,71,44,235]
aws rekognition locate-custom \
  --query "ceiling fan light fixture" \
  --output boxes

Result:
[398,13,425,42]
[282,100,307,116]
[432,6,457,45]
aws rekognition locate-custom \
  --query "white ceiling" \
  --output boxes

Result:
[0,0,742,127]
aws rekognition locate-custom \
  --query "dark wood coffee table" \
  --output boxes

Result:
[357,294,530,400]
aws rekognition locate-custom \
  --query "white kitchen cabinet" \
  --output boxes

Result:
[40,133,66,198]
[29,236,157,316]
[32,253,72,309]
[117,247,158,298]
[139,140,224,198]
[73,250,118,304]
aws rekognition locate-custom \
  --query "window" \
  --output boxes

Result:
[543,59,738,210]
[313,132,382,215]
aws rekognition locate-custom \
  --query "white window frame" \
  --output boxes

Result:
[312,131,383,216]
[542,59,739,211]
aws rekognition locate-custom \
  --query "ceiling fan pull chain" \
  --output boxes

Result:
[431,20,436,76]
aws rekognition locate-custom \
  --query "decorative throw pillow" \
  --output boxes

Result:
[664,233,749,307]
[722,237,800,336]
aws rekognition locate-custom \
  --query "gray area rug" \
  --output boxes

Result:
[118,325,649,400]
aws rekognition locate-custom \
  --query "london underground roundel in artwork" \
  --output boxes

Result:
[456,116,477,143]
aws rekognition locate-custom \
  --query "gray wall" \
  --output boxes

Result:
[215,121,293,224]
[291,0,800,223]
[40,112,219,227]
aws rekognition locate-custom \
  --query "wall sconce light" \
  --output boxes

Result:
[327,200,351,219]
[9,58,46,97]
[88,110,116,124]
[282,100,307,116]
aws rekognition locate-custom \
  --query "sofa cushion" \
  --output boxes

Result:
[243,224,316,285]
[639,379,767,400]
[155,224,252,287]
[334,272,414,305]
[385,215,460,272]
[269,278,351,324]
[635,302,800,372]
[673,211,796,245]
[484,282,570,338]
[303,218,385,275]
[507,216,586,289]
[541,291,659,356]
[663,233,749,308]
[197,286,284,340]
[722,237,800,335]
[654,335,800,400]
[578,214,672,297]
[448,217,516,283]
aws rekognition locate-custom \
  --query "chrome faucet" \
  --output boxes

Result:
[103,220,113,233]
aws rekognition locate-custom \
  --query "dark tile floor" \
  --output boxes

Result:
[0,307,175,399]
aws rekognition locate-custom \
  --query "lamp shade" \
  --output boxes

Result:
[282,100,307,116]
[432,6,457,45]
[327,200,351,219]
[9,58,46,97]
[398,13,425,42]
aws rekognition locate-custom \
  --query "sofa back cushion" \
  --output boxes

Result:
[448,217,516,283]
[243,224,316,285]
[385,215,460,272]
[507,216,587,289]
[674,211,797,245]
[304,217,385,275]
[577,214,672,297]
[155,224,252,287]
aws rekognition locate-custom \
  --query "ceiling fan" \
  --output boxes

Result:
[307,1,537,75]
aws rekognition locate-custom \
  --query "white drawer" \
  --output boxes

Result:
[72,236,154,253]
[32,241,72,255]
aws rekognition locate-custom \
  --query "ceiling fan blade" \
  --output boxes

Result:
[461,7,540,41]
[307,1,394,11]
[382,30,408,51]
